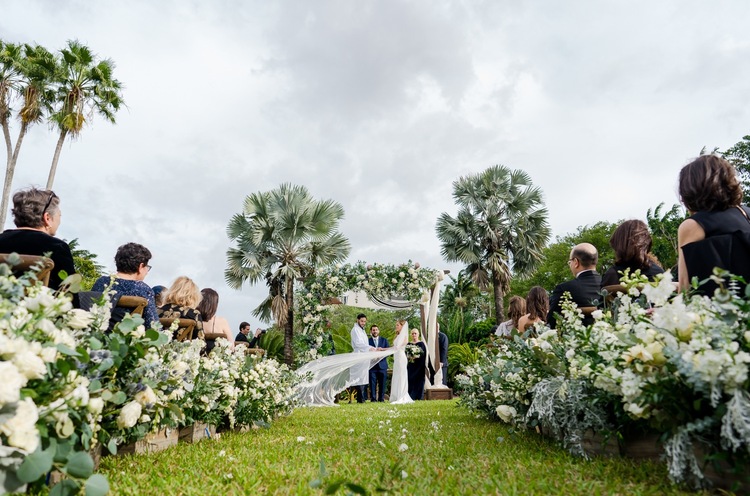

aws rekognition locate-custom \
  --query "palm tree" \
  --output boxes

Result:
[225,183,351,365]
[0,43,56,227]
[1,40,24,227]
[47,40,123,189]
[436,165,550,321]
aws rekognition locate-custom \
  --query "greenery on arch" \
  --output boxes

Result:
[294,261,439,364]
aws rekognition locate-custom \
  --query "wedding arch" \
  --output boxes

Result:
[296,261,448,387]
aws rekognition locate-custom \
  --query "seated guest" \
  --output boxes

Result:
[547,243,601,328]
[518,286,549,333]
[92,242,159,328]
[197,288,233,353]
[496,295,526,338]
[0,187,76,290]
[601,220,664,287]
[235,321,262,347]
[158,276,204,341]
[152,285,167,306]
[678,155,750,293]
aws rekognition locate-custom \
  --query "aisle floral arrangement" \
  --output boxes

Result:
[0,263,300,495]
[456,270,750,491]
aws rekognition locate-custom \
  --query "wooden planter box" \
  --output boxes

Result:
[425,388,453,400]
[581,430,619,457]
[179,423,216,443]
[620,433,662,461]
[118,427,179,455]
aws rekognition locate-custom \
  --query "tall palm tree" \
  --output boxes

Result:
[436,165,550,321]
[0,44,56,228]
[47,40,123,189]
[0,40,24,227]
[225,183,351,365]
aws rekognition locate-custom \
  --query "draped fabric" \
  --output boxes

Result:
[389,325,412,404]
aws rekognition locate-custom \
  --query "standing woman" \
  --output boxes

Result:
[197,288,233,353]
[389,320,413,404]
[406,329,427,401]
[158,276,205,341]
[517,286,549,333]
[677,155,750,292]
[0,188,75,290]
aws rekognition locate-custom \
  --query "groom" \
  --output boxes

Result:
[368,325,389,402]
[350,313,374,403]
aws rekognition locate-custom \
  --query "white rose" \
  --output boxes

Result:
[68,309,94,329]
[40,346,58,363]
[495,405,517,423]
[12,350,47,380]
[88,397,104,415]
[0,362,26,404]
[24,292,57,311]
[131,325,146,339]
[71,383,90,407]
[117,401,142,429]
[134,386,157,406]
[1,397,40,452]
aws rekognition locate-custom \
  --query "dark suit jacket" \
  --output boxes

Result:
[368,336,389,371]
[437,332,448,365]
[547,270,602,328]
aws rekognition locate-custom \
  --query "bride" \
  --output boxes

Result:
[296,320,412,406]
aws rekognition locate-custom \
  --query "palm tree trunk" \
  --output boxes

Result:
[0,123,29,228]
[491,270,505,323]
[1,119,14,229]
[283,278,295,366]
[47,129,67,190]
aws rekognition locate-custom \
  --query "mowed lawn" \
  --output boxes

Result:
[99,400,703,495]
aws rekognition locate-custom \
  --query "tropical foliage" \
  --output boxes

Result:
[225,183,351,365]
[723,134,750,204]
[436,165,551,322]
[66,238,105,291]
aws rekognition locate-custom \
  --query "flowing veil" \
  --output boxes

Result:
[296,343,396,406]
[388,323,413,404]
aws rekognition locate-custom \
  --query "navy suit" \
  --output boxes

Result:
[547,270,602,328]
[368,335,389,402]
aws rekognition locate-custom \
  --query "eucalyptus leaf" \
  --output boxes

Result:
[65,451,94,479]
[111,391,127,405]
[89,336,103,350]
[16,449,53,483]
[106,439,117,455]
[56,343,80,357]
[50,478,79,496]
[84,474,110,496]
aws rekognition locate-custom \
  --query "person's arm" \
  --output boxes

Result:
[677,218,705,291]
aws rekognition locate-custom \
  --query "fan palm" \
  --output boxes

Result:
[225,183,351,365]
[47,40,123,189]
[1,40,24,227]
[436,165,550,321]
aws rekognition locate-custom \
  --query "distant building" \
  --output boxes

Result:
[341,290,383,310]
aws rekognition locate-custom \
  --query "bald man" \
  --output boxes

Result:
[547,243,602,328]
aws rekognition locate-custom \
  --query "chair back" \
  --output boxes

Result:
[244,347,265,357]
[0,253,55,286]
[203,331,227,341]
[117,295,148,316]
[579,306,597,316]
[160,318,197,342]
[602,284,627,304]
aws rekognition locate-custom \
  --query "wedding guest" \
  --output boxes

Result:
[518,286,549,333]
[152,285,167,306]
[496,296,526,338]
[235,322,263,347]
[600,220,664,287]
[0,187,75,290]
[91,242,159,328]
[197,288,233,353]
[547,243,601,328]
[158,276,204,341]
[368,325,389,402]
[429,326,449,387]
[407,329,427,400]
[678,155,750,293]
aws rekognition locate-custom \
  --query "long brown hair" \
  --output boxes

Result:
[197,288,218,321]
[526,286,549,320]
[507,296,526,329]
[679,155,743,212]
[610,219,654,269]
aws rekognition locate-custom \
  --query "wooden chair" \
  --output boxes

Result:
[579,306,597,317]
[159,318,197,342]
[0,253,54,286]
[601,284,628,304]
[117,295,148,316]
[244,347,265,357]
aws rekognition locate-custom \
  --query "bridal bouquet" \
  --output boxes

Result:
[405,344,423,363]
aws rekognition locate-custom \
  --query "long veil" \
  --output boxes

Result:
[388,323,412,404]
[296,345,396,406]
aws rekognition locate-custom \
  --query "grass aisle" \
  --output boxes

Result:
[100,400,700,495]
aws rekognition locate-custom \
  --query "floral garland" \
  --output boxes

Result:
[296,261,438,364]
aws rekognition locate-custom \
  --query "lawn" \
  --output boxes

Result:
[99,400,703,495]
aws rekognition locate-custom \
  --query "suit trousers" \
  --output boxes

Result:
[369,368,387,402]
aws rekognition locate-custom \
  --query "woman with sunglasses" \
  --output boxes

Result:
[0,187,76,290]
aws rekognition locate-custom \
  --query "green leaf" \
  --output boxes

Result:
[50,478,79,496]
[111,391,127,405]
[89,380,102,392]
[309,479,322,489]
[97,357,114,372]
[65,451,94,479]
[146,328,160,340]
[345,482,368,494]
[324,479,345,494]
[106,438,117,455]
[56,358,72,376]
[100,390,112,401]
[56,343,80,357]
[89,337,103,350]
[16,449,54,483]
[84,474,110,496]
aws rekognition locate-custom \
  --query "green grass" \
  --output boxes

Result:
[98,400,705,495]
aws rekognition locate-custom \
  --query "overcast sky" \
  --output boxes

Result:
[2,1,749,329]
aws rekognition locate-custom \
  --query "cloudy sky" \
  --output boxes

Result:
[2,1,749,329]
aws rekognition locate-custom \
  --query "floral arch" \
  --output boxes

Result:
[295,261,442,363]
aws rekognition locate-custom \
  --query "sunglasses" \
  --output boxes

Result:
[43,192,56,214]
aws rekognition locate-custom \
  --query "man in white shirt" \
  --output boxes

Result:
[350,313,374,403]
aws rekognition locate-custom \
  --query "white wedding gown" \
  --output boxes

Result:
[295,330,412,406]
[388,328,413,404]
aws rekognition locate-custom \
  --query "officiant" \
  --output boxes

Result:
[368,325,389,402]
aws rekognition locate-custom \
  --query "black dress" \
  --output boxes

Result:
[407,341,427,400]
[0,229,76,290]
[600,261,664,287]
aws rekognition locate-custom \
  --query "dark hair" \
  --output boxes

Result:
[239,321,250,331]
[507,295,526,329]
[114,243,152,274]
[679,155,743,213]
[370,324,379,330]
[610,220,654,269]
[356,313,366,320]
[11,188,59,228]
[197,288,218,321]
[571,245,598,268]
[526,286,549,320]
